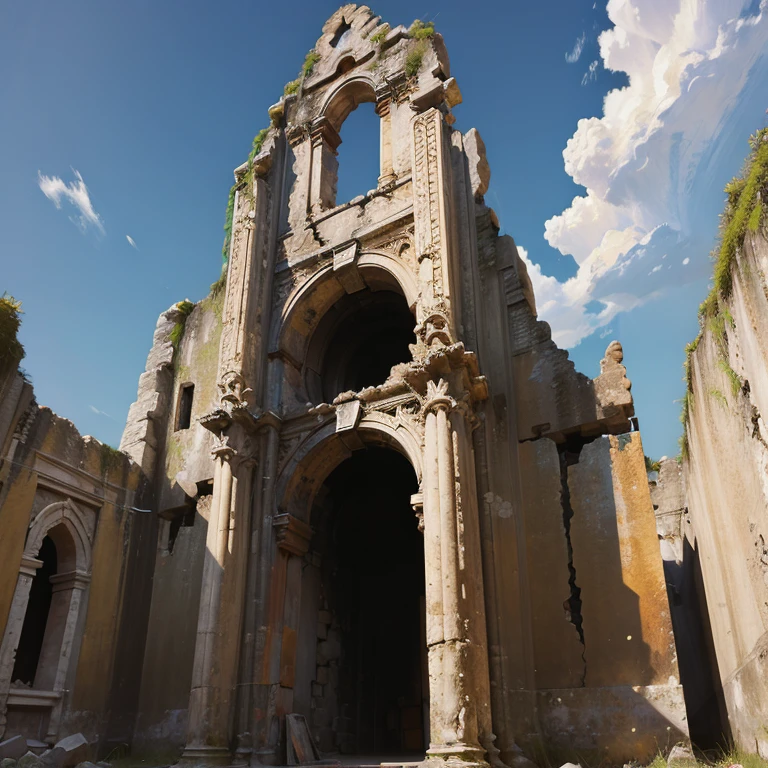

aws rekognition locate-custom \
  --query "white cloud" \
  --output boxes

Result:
[89,405,115,420]
[581,59,599,85]
[38,169,104,234]
[531,0,768,348]
[126,235,138,249]
[566,33,587,63]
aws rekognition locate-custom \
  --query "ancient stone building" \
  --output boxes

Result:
[1,6,691,766]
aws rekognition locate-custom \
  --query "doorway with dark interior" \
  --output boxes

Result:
[309,447,427,759]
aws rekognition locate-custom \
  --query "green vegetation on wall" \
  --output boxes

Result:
[679,128,767,459]
[221,127,270,266]
[169,300,195,351]
[0,293,24,375]
[405,20,435,78]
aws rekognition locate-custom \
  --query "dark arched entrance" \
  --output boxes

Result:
[296,447,427,757]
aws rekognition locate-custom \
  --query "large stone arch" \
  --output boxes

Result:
[277,410,423,524]
[273,252,419,372]
[319,75,377,134]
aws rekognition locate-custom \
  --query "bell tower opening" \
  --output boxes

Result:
[305,287,416,404]
[305,447,427,757]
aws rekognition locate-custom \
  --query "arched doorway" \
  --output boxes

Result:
[296,446,427,758]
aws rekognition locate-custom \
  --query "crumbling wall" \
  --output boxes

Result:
[465,144,685,762]
[128,290,224,753]
[0,329,151,752]
[684,228,768,756]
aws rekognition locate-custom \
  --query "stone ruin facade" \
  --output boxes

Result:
[0,6,699,766]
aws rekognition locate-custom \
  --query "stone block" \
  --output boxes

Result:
[667,744,696,768]
[24,745,47,757]
[18,754,41,768]
[0,739,25,761]
[316,665,328,684]
[1,759,17,768]
[316,622,327,640]
[312,683,323,698]
[41,735,89,768]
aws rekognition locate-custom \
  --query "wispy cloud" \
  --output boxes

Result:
[566,33,587,64]
[581,59,599,85]
[126,235,138,249]
[89,405,116,420]
[38,169,104,234]
[522,0,768,349]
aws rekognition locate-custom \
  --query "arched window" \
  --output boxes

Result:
[311,79,392,212]
[335,102,380,206]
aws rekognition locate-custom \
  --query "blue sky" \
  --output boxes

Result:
[2,0,767,459]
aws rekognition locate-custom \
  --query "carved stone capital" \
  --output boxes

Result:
[219,370,253,409]
[424,378,456,415]
[273,513,312,557]
[211,434,236,463]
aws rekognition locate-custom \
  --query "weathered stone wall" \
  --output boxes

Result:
[465,155,685,761]
[684,229,768,756]
[0,355,151,752]
[126,290,224,754]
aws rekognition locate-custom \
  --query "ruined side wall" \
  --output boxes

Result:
[129,290,223,753]
[0,380,150,751]
[684,229,768,756]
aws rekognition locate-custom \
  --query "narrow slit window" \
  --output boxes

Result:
[177,384,194,430]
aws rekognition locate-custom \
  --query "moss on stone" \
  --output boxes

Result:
[302,50,320,78]
[169,300,195,351]
[99,441,125,477]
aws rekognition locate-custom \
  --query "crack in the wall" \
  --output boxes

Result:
[557,441,587,687]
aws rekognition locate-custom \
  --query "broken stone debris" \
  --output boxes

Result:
[39,735,89,768]
[0,739,26,762]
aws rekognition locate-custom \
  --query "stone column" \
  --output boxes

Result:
[0,556,42,739]
[375,91,396,186]
[39,570,91,742]
[422,379,489,768]
[183,438,252,765]
[309,117,341,213]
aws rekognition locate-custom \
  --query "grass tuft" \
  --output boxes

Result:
[405,41,427,77]
[169,300,195,350]
[713,130,768,298]
[370,24,389,45]
[0,293,24,375]
[302,50,320,78]
[409,19,435,40]
[284,78,301,96]
[718,358,743,397]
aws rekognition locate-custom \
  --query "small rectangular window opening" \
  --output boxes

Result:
[177,383,194,430]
